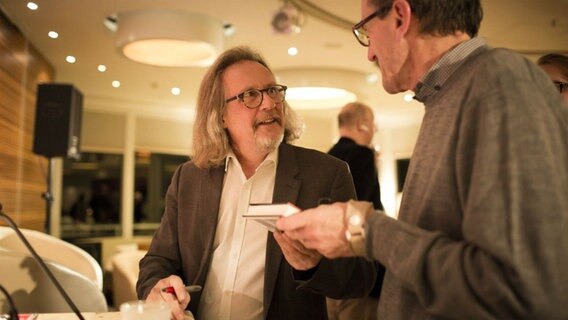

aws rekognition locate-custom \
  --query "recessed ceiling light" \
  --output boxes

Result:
[48,31,58,39]
[65,56,76,63]
[276,67,368,110]
[171,87,181,96]
[403,93,414,102]
[288,47,298,56]
[112,80,121,88]
[27,2,38,10]
[97,65,107,72]
[286,87,356,109]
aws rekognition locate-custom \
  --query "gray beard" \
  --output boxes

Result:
[254,131,284,152]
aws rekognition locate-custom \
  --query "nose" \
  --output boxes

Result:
[367,47,376,63]
[259,92,278,110]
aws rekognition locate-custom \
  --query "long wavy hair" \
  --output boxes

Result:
[192,46,303,168]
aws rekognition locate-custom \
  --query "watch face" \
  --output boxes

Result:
[349,214,362,226]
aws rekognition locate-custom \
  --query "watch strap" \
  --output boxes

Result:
[345,200,373,256]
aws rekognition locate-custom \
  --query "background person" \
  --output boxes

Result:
[277,0,568,319]
[326,102,385,320]
[537,53,568,104]
[136,46,376,320]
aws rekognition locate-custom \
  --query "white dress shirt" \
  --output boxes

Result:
[198,148,278,320]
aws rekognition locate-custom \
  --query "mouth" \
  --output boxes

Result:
[254,116,282,129]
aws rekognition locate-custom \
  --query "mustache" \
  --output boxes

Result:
[253,113,283,129]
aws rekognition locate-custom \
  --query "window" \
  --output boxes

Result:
[60,151,188,239]
[133,152,188,235]
[61,153,123,239]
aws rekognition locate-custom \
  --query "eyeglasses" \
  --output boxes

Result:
[352,4,393,47]
[225,85,288,109]
[553,81,568,93]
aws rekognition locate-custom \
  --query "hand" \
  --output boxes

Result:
[145,275,190,320]
[276,202,353,259]
[274,231,322,270]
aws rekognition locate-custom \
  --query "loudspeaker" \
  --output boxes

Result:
[33,83,83,159]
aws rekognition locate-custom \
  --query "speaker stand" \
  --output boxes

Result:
[42,156,54,234]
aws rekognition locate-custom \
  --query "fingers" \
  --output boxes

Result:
[274,231,322,270]
[146,275,190,320]
[276,208,315,231]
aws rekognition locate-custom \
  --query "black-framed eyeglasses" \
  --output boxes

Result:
[352,4,393,47]
[225,85,288,109]
[553,81,568,93]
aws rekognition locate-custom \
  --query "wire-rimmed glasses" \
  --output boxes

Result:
[225,85,288,109]
[352,4,393,47]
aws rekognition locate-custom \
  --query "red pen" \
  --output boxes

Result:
[161,284,202,296]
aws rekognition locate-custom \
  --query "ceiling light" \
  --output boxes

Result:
[115,10,225,67]
[65,56,76,63]
[276,68,369,110]
[97,65,107,72]
[112,81,120,88]
[48,31,58,39]
[403,94,414,102]
[366,73,379,83]
[171,87,181,96]
[27,2,38,10]
[288,47,298,56]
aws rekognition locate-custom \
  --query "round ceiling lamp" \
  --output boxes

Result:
[116,10,225,67]
[276,68,370,110]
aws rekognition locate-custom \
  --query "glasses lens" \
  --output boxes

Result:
[267,86,286,102]
[241,89,262,108]
[354,28,370,47]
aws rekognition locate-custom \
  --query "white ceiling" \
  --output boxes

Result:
[1,0,567,128]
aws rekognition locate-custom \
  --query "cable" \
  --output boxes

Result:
[0,284,18,320]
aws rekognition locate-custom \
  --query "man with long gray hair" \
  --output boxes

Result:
[137,46,376,320]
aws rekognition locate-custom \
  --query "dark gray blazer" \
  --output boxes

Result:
[137,143,377,320]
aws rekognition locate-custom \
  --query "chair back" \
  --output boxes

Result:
[0,226,103,290]
[111,249,147,307]
[0,250,108,313]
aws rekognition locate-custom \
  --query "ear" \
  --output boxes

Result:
[392,0,412,40]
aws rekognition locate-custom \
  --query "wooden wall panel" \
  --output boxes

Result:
[0,9,54,230]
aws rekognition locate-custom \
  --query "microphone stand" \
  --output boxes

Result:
[0,202,85,320]
[42,156,54,234]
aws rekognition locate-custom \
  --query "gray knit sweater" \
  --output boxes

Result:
[366,44,568,319]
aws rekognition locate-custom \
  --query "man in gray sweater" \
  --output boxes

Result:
[277,0,568,319]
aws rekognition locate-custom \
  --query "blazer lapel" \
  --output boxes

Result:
[263,143,301,314]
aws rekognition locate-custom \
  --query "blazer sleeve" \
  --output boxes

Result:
[136,164,184,299]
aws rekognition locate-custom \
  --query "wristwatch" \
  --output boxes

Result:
[344,200,373,256]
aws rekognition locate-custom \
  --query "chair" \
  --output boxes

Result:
[0,226,103,290]
[110,249,147,307]
[0,250,108,313]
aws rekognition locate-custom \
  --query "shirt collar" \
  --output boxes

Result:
[414,37,487,103]
[224,147,279,173]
